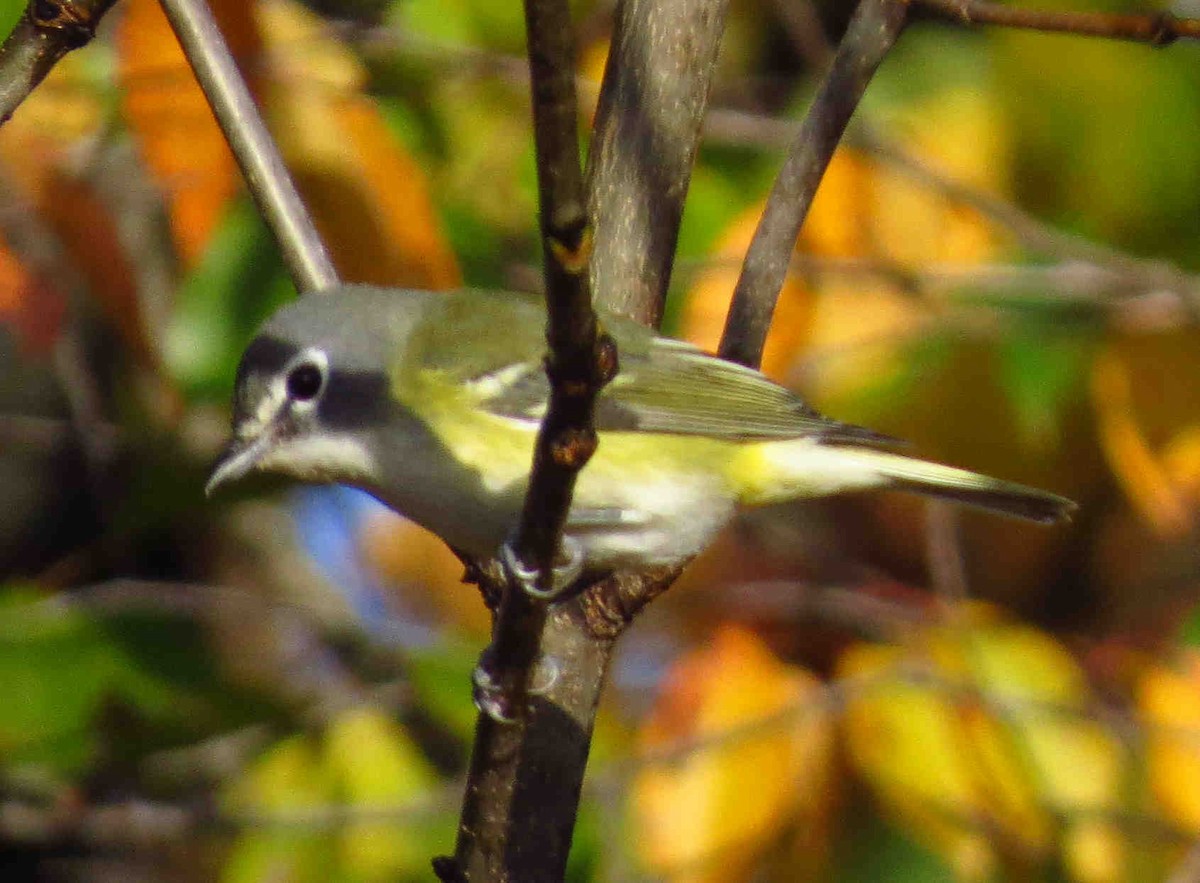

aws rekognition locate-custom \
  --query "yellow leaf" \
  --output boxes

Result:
[1139,659,1200,832]
[222,736,329,883]
[631,625,834,881]
[840,609,1125,882]
[323,706,438,880]
[1162,428,1200,500]
[260,0,461,291]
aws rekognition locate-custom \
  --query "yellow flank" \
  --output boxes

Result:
[402,366,750,507]
[726,442,783,505]
[404,370,535,494]
[728,438,885,506]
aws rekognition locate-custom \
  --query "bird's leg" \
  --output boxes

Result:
[500,535,584,601]
[469,538,580,723]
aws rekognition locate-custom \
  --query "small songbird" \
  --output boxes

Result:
[207,285,1075,574]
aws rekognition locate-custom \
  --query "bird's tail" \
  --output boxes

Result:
[734,440,1076,524]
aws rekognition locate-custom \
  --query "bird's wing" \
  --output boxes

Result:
[593,336,894,444]
[408,296,888,443]
[403,290,893,445]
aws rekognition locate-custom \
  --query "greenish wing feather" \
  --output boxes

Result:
[594,338,894,443]
[417,293,893,446]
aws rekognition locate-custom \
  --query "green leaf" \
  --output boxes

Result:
[997,317,1097,450]
[0,587,175,776]
[836,810,958,883]
[406,642,480,742]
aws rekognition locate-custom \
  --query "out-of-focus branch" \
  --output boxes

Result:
[587,0,731,326]
[719,0,909,368]
[4,662,1196,853]
[914,0,1200,44]
[574,0,730,631]
[157,0,338,293]
[0,0,118,125]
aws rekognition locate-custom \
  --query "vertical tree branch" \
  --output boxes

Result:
[447,0,611,879]
[509,0,603,592]
[448,0,731,879]
[719,0,910,367]
[588,0,731,325]
[157,0,338,293]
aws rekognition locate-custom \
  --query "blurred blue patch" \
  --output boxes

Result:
[289,485,435,645]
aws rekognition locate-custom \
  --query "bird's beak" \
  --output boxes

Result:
[206,432,271,498]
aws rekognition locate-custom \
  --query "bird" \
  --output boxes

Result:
[207,285,1076,576]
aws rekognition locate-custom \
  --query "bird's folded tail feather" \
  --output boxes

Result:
[735,441,1076,524]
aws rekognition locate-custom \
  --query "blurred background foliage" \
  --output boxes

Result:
[2,0,1200,878]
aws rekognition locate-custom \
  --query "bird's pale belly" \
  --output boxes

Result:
[377,416,739,570]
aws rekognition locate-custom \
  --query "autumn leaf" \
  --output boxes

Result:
[117,0,261,267]
[839,606,1125,882]
[631,625,834,881]
[258,0,461,291]
[1139,657,1200,833]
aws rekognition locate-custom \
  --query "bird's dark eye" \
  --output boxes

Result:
[286,362,324,401]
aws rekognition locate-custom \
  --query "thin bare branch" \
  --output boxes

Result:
[587,0,731,326]
[509,0,605,595]
[0,0,118,125]
[926,501,970,606]
[448,0,613,878]
[915,0,1200,44]
[719,0,909,368]
[157,0,338,293]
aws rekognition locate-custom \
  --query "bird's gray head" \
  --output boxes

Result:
[206,286,428,497]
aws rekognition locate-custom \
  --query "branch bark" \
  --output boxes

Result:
[914,0,1200,44]
[0,0,119,125]
[718,0,910,368]
[446,0,610,879]
[446,1,729,880]
[587,0,731,326]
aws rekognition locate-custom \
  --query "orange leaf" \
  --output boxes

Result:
[260,0,461,291]
[1091,348,1191,537]
[1139,658,1200,832]
[0,246,65,358]
[632,625,834,881]
[117,0,262,265]
[679,205,816,381]
[38,171,156,366]
[358,509,491,638]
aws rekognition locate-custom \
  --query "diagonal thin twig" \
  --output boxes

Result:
[157,0,338,293]
[0,0,119,125]
[718,0,910,368]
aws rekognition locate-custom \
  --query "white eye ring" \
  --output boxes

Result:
[283,348,328,409]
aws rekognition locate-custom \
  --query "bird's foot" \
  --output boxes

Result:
[471,648,560,724]
[500,536,584,601]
